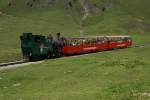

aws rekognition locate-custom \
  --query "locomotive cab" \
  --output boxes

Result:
[20,33,54,61]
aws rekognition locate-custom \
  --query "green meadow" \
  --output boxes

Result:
[0,0,150,99]
[0,47,150,100]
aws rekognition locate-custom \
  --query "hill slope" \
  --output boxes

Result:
[0,0,150,62]
[0,0,150,100]
[0,46,150,100]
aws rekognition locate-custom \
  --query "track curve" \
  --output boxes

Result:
[0,42,150,69]
[0,60,27,67]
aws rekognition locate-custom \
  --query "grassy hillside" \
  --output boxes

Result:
[0,0,150,100]
[0,0,150,62]
[0,46,150,100]
[0,0,82,62]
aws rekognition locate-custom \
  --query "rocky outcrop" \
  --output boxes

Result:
[79,0,89,21]
[0,11,2,15]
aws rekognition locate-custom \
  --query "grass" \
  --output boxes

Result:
[0,8,81,62]
[0,46,150,100]
[0,0,150,99]
[0,0,150,62]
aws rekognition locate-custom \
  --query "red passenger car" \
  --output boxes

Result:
[62,36,132,55]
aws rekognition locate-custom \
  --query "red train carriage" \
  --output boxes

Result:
[20,33,133,60]
[62,36,132,55]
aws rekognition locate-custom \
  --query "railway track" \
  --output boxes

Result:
[134,42,150,48]
[0,60,43,71]
[0,60,27,67]
[0,42,150,68]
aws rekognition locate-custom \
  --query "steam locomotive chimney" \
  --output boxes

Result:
[57,32,61,40]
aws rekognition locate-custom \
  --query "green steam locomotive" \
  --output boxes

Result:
[20,33,63,61]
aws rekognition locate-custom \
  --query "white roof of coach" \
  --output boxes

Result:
[64,35,130,40]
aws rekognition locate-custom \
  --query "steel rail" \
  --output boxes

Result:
[0,42,150,68]
[0,60,27,67]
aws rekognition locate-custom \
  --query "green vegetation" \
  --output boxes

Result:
[0,0,150,99]
[0,0,150,62]
[0,46,150,100]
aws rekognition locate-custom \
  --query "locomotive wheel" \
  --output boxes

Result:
[48,52,53,59]
[23,55,30,61]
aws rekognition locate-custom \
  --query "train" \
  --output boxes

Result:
[20,33,132,61]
